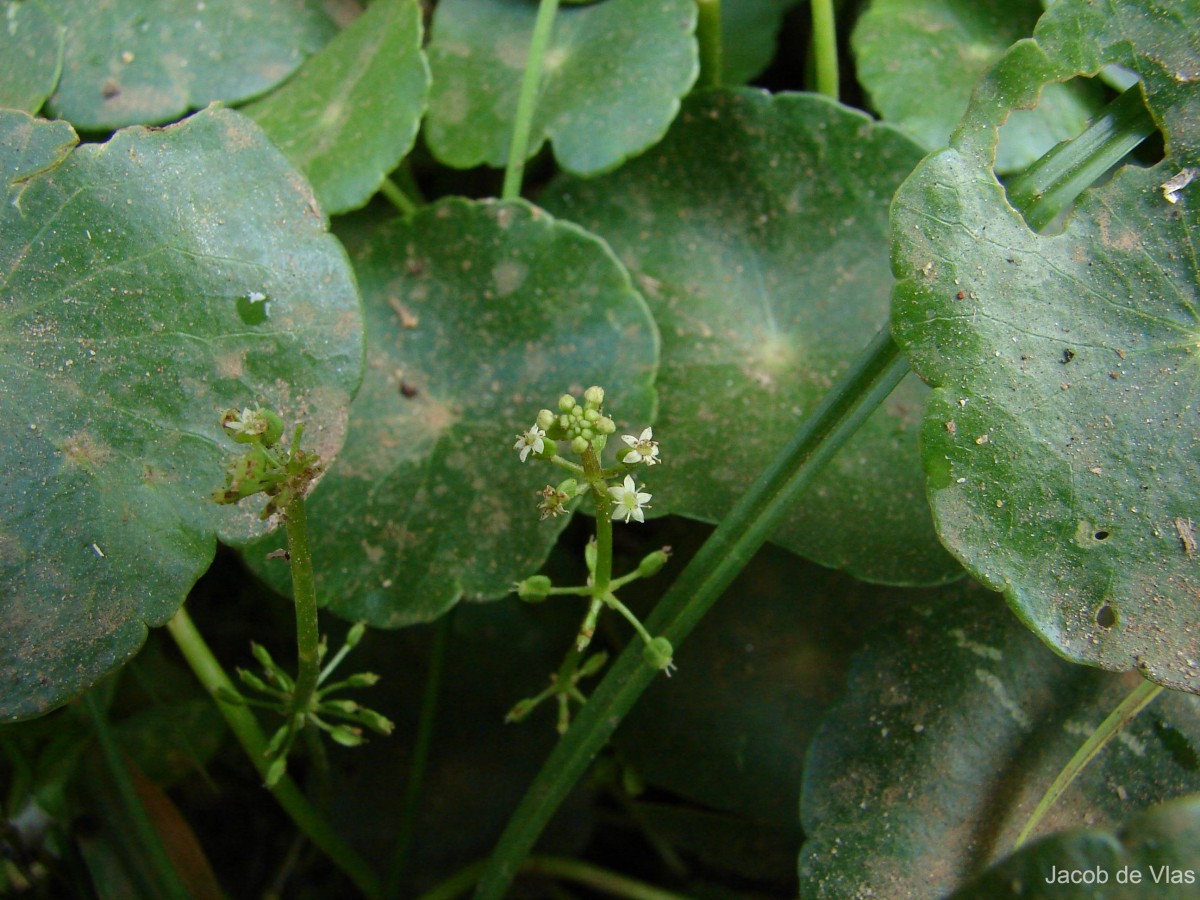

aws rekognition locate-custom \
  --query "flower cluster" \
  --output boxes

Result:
[506,387,674,729]
[512,386,660,525]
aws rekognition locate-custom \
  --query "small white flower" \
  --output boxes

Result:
[513,424,546,462]
[608,475,651,524]
[223,407,255,435]
[620,427,660,466]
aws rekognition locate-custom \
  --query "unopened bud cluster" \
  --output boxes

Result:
[219,622,393,786]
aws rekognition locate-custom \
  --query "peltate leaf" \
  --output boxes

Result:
[245,0,430,216]
[0,108,363,721]
[800,583,1200,898]
[240,198,658,627]
[951,794,1200,898]
[0,0,66,113]
[424,0,698,176]
[43,0,337,129]
[543,89,962,585]
[852,0,1105,173]
[891,0,1200,691]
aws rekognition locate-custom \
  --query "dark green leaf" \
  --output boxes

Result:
[891,0,1200,691]
[721,0,803,86]
[0,0,66,113]
[952,794,1200,898]
[0,108,363,721]
[543,89,962,585]
[852,0,1105,173]
[245,0,430,215]
[424,0,698,176]
[800,583,1200,898]
[240,198,658,626]
[44,0,336,129]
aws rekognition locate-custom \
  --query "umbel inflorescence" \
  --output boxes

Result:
[507,386,674,733]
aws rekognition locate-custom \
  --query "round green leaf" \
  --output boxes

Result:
[0,108,363,721]
[43,0,337,130]
[0,0,66,113]
[891,0,1200,691]
[852,0,1105,173]
[800,583,1200,898]
[424,0,698,176]
[543,89,962,585]
[951,794,1200,898]
[244,0,430,216]
[240,198,658,627]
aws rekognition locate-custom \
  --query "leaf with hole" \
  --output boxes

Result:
[239,198,658,627]
[891,0,1200,692]
[800,582,1200,898]
[852,0,1106,173]
[0,108,362,721]
[244,0,430,215]
[543,89,962,585]
[424,0,698,176]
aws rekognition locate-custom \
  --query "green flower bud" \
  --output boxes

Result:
[264,755,288,787]
[558,394,577,412]
[505,698,536,723]
[578,651,608,678]
[583,385,605,409]
[536,408,556,430]
[596,416,616,435]
[570,436,589,455]
[346,621,367,648]
[251,642,280,675]
[215,686,246,706]
[359,708,395,735]
[328,724,365,748]
[264,723,292,758]
[583,408,599,423]
[517,575,552,603]
[323,699,360,715]
[637,548,671,578]
[345,672,381,688]
[237,667,271,694]
[585,538,598,572]
[642,637,674,672]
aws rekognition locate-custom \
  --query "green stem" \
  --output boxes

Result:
[583,447,613,596]
[1005,86,1155,232]
[420,854,689,900]
[285,497,321,720]
[473,327,909,899]
[1014,677,1163,849]
[694,0,722,89]
[810,0,839,101]
[502,0,561,201]
[384,611,454,899]
[379,177,420,217]
[81,690,191,900]
[166,607,382,898]
[604,593,655,646]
